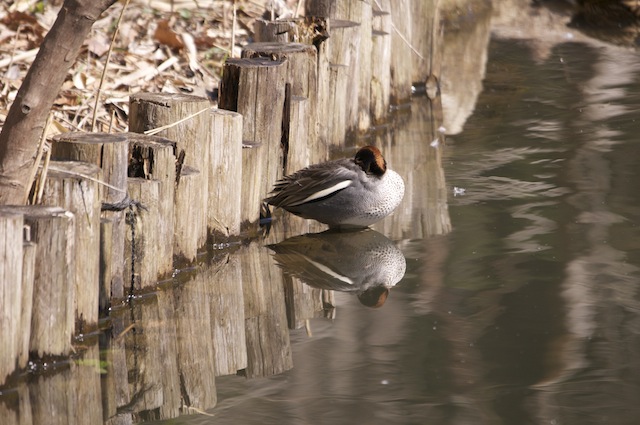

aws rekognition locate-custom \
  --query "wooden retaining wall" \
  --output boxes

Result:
[0,0,445,390]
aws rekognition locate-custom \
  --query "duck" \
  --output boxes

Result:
[264,146,405,228]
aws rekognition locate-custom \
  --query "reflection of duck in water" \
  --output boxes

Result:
[265,146,404,229]
[268,229,406,308]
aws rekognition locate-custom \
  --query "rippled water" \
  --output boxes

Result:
[4,5,640,425]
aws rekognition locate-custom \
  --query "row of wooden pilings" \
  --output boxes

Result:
[0,0,444,386]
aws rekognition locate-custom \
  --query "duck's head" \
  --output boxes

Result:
[354,145,387,177]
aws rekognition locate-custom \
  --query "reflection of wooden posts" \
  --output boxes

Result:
[102,314,132,425]
[0,212,24,384]
[129,93,211,256]
[174,274,217,410]
[0,206,76,358]
[127,133,177,278]
[209,254,248,376]
[208,109,243,239]
[41,161,102,331]
[241,242,293,378]
[126,292,181,419]
[219,57,287,228]
[283,277,323,330]
[30,354,103,425]
[52,132,128,303]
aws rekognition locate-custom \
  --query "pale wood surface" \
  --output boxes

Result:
[208,109,243,239]
[129,93,211,248]
[127,133,177,278]
[219,57,287,228]
[0,212,24,384]
[52,131,128,301]
[125,178,161,289]
[42,160,102,331]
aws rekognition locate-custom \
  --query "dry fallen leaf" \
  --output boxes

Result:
[154,19,184,50]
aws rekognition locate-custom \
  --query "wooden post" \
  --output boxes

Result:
[19,241,36,369]
[129,93,211,249]
[219,57,287,228]
[0,211,24,385]
[315,0,373,132]
[125,178,160,290]
[386,0,414,104]
[325,19,361,147]
[411,0,443,85]
[242,42,320,173]
[41,160,102,332]
[127,133,177,277]
[0,206,76,358]
[371,7,392,124]
[250,17,330,157]
[253,18,295,43]
[208,109,243,239]
[174,166,201,262]
[52,132,128,303]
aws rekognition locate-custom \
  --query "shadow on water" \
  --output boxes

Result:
[4,1,640,424]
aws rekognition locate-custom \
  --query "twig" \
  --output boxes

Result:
[26,112,53,204]
[91,0,131,132]
[372,0,424,60]
[35,145,52,205]
[0,48,39,69]
[294,0,302,18]
[143,107,210,135]
[45,163,127,194]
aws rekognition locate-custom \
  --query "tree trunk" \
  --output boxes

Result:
[0,0,118,205]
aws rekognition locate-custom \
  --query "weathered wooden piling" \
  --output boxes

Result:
[0,206,76,358]
[41,161,102,331]
[127,133,177,277]
[328,19,361,144]
[308,0,373,132]
[387,0,414,104]
[52,132,128,303]
[371,7,392,124]
[174,166,201,262]
[129,93,211,249]
[125,178,160,290]
[19,240,36,368]
[0,211,24,384]
[219,57,287,227]
[242,42,320,168]
[208,109,243,239]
